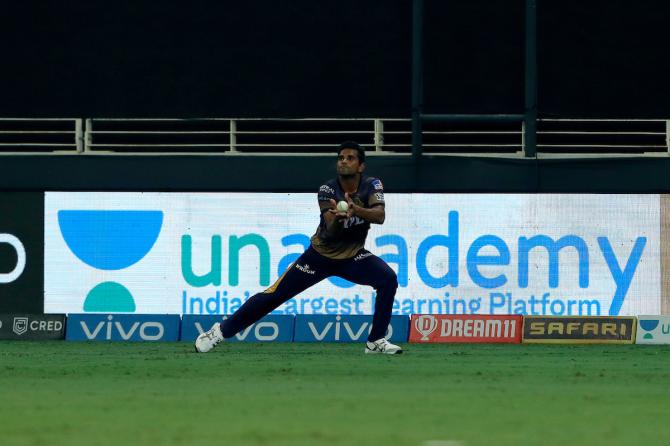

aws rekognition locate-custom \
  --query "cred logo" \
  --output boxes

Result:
[12,317,28,335]
[0,234,26,284]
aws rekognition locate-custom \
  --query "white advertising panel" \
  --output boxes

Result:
[44,193,660,316]
[636,316,670,344]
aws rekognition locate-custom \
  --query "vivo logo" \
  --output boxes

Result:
[180,315,294,342]
[295,315,409,342]
[79,314,165,341]
[195,321,280,341]
[306,315,392,341]
[0,234,26,284]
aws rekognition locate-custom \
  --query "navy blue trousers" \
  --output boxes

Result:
[221,246,398,342]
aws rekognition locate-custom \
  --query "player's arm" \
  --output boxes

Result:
[346,189,386,224]
[349,199,385,224]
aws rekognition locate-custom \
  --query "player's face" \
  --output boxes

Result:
[336,149,364,176]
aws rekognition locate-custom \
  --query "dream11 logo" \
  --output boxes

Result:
[58,210,163,312]
[0,234,26,284]
[414,315,438,341]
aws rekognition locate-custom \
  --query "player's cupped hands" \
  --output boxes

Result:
[328,198,354,219]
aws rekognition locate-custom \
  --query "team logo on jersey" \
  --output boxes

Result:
[296,263,316,275]
[374,192,385,202]
[319,185,335,195]
[372,180,383,190]
[343,216,366,229]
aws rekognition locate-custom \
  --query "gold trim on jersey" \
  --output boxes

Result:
[263,262,294,294]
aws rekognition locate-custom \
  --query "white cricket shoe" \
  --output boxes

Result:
[365,338,403,355]
[194,322,224,353]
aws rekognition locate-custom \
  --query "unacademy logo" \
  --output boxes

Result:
[58,210,163,312]
[639,319,660,340]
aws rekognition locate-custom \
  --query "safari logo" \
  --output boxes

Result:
[58,210,163,312]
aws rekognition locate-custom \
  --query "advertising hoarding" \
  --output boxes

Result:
[181,314,294,342]
[293,315,409,342]
[66,314,180,341]
[0,193,44,313]
[45,193,661,317]
[522,316,636,344]
[0,313,65,340]
[636,315,670,344]
[409,314,522,343]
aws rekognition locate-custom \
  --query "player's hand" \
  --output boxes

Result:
[327,199,348,219]
[344,193,356,218]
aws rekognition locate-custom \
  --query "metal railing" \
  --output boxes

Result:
[537,119,670,157]
[0,117,668,157]
[83,118,525,155]
[0,118,83,153]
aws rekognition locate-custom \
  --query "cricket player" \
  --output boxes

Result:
[195,141,401,354]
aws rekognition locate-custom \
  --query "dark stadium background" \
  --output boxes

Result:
[0,0,668,192]
[4,0,669,118]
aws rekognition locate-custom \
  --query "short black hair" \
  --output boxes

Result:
[338,141,365,163]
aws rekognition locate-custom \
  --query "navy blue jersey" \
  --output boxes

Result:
[310,175,385,259]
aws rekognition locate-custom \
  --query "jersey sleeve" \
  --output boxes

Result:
[367,178,385,207]
[317,183,336,213]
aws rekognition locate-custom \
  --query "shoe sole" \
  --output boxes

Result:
[365,349,403,355]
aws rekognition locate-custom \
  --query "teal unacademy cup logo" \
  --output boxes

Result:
[638,319,659,340]
[58,210,163,312]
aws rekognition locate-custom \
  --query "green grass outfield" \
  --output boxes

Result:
[1,342,669,446]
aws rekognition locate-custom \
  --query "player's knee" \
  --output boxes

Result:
[389,271,398,290]
[379,269,398,291]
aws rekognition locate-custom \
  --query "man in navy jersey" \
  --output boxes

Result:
[195,141,402,354]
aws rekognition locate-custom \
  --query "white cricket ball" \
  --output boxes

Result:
[336,200,349,212]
